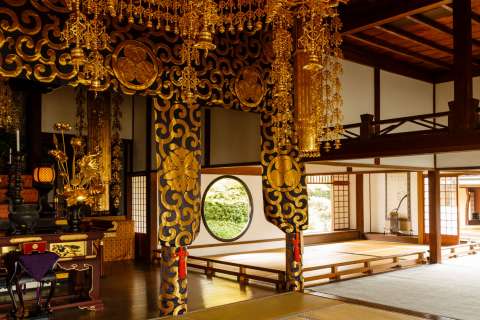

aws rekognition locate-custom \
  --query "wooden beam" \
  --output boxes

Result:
[406,14,453,35]
[375,24,454,55]
[302,129,480,161]
[201,166,262,176]
[374,68,381,166]
[417,172,425,245]
[428,170,441,264]
[442,4,480,25]
[345,33,451,69]
[407,14,480,48]
[448,0,477,132]
[355,174,365,234]
[342,0,452,35]
[343,43,435,83]
[204,108,211,166]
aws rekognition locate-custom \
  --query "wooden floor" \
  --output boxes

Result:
[204,240,427,270]
[158,292,424,320]
[51,261,275,320]
[189,240,429,287]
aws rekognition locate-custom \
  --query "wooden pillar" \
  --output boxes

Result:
[360,114,375,140]
[417,172,425,245]
[374,68,381,165]
[356,174,364,234]
[428,170,441,264]
[87,91,111,213]
[448,0,478,132]
[154,97,201,316]
[285,232,304,292]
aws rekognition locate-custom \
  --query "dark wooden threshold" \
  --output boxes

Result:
[189,230,361,250]
[307,291,454,320]
[365,232,419,244]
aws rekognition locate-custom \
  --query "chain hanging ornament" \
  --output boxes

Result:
[179,40,201,105]
[267,0,295,153]
[112,1,266,34]
[296,0,347,157]
[62,0,113,92]
[0,78,17,130]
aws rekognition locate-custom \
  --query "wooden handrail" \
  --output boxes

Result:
[303,250,428,272]
[189,255,285,275]
[343,111,450,130]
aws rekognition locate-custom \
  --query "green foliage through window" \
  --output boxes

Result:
[307,184,333,232]
[202,177,252,241]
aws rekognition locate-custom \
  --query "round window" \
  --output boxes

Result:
[202,176,253,242]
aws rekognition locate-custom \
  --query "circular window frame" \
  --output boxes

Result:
[201,175,254,242]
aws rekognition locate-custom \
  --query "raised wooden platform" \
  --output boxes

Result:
[188,240,430,289]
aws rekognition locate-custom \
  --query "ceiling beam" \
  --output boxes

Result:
[345,33,451,69]
[342,43,434,83]
[442,4,480,24]
[342,0,452,35]
[375,25,453,55]
[302,130,480,161]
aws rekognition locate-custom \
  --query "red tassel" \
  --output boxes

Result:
[177,247,189,280]
[292,233,301,263]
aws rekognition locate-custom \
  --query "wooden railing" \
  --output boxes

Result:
[441,241,480,259]
[188,255,286,291]
[188,242,480,290]
[303,251,428,286]
[341,111,450,139]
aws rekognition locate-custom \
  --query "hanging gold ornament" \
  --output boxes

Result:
[296,0,347,157]
[0,78,17,130]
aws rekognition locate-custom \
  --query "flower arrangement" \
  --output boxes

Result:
[49,122,104,209]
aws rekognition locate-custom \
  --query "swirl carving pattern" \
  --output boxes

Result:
[0,1,274,111]
[154,98,201,248]
[0,0,310,307]
[261,111,309,234]
[159,246,188,316]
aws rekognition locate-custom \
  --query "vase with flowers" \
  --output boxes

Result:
[49,123,104,232]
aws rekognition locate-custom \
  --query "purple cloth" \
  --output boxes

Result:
[18,252,59,282]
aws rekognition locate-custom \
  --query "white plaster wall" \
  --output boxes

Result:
[380,71,433,133]
[41,86,133,139]
[210,108,261,165]
[364,172,419,235]
[381,155,434,168]
[341,60,374,126]
[436,150,480,168]
[190,174,284,256]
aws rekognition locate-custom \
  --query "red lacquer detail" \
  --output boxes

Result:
[176,247,189,280]
[292,233,301,263]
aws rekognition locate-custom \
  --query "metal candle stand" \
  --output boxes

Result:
[9,152,24,205]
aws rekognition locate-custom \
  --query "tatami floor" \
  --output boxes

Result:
[203,240,428,271]
[158,292,425,320]
[311,253,480,320]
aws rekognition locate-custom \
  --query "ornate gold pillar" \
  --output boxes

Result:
[87,91,111,213]
[154,97,201,316]
[261,112,308,291]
